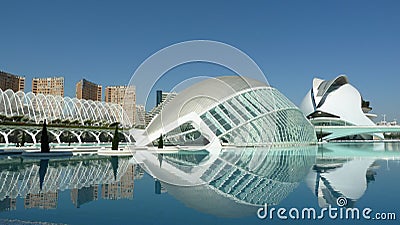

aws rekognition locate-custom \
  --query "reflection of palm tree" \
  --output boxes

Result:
[157,154,163,167]
[39,159,49,191]
[158,134,163,149]
[110,156,119,181]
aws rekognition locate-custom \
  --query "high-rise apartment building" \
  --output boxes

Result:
[76,79,102,101]
[105,85,136,125]
[135,105,146,128]
[146,90,177,125]
[0,70,25,92]
[156,90,175,106]
[32,77,64,96]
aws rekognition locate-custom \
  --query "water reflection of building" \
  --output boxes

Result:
[154,180,167,194]
[305,143,400,208]
[137,146,316,217]
[102,164,135,200]
[71,186,98,208]
[0,197,16,212]
[0,156,143,210]
[307,159,376,208]
[24,192,58,210]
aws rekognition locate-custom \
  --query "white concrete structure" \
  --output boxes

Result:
[0,88,132,127]
[300,75,383,140]
[134,76,316,147]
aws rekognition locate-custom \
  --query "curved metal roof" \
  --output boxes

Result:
[145,76,268,135]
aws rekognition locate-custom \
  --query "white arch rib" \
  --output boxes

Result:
[0,88,130,127]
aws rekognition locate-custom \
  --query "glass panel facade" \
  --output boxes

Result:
[164,86,316,147]
[201,88,316,146]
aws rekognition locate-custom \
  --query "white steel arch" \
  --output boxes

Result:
[0,88,132,127]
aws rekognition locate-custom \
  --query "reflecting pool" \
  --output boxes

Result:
[1,143,400,224]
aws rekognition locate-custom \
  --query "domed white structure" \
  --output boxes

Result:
[135,76,316,147]
[300,75,382,140]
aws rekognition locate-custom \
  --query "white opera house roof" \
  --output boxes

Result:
[300,75,382,140]
[0,88,132,127]
[135,76,316,147]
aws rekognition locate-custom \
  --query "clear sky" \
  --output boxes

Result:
[0,0,399,120]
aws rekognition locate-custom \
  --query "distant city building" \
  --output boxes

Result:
[154,180,167,194]
[156,90,175,106]
[156,90,163,106]
[145,91,177,125]
[71,186,98,208]
[32,76,64,96]
[0,70,25,92]
[105,85,136,125]
[24,192,58,209]
[76,79,102,101]
[135,105,146,128]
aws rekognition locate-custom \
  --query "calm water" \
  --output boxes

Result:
[1,143,400,225]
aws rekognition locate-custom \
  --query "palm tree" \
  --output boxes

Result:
[158,133,163,149]
[112,123,120,150]
[41,120,50,153]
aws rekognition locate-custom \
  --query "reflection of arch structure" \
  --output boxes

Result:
[0,89,132,127]
[135,76,316,147]
[300,75,383,140]
[0,157,144,201]
[136,146,316,217]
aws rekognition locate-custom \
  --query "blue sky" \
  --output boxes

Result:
[0,0,399,120]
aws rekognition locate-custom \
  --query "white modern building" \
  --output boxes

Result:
[300,75,383,140]
[134,76,316,147]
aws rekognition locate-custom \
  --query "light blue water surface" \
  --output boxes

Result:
[0,143,399,225]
